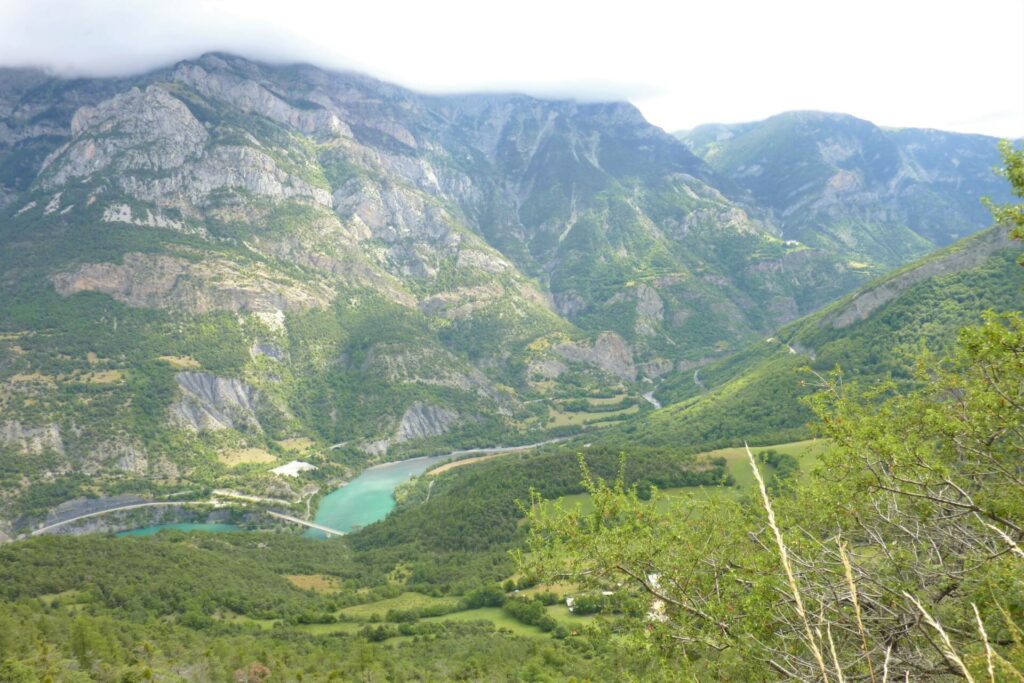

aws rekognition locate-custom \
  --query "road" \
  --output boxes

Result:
[431,437,570,461]
[29,501,214,536]
[641,391,662,409]
[211,489,294,506]
[28,490,293,537]
[265,511,346,537]
[424,437,571,476]
[24,438,569,538]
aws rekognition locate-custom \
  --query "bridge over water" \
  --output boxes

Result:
[265,510,346,537]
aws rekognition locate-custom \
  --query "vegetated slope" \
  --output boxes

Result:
[680,111,1012,269]
[600,225,1024,451]
[0,54,1009,529]
[0,53,871,527]
[0,445,725,679]
[352,444,727,554]
[0,534,638,681]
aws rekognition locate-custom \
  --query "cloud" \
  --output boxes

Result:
[0,0,1021,138]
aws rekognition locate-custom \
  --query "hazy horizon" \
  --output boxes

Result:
[1,0,1022,138]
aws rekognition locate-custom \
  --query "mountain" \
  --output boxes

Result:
[680,111,1012,269]
[0,54,1013,529]
[600,224,1024,452]
[0,54,851,526]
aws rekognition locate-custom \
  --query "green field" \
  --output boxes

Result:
[222,614,280,631]
[339,592,459,620]
[706,438,828,488]
[541,439,830,515]
[295,621,363,635]
[421,607,550,637]
[547,403,640,427]
[291,601,595,640]
[546,604,597,630]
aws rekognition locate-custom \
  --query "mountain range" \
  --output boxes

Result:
[0,52,1016,530]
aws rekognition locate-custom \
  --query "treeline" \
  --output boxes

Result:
[526,311,1024,681]
[0,599,631,682]
[629,240,1024,454]
[351,445,729,554]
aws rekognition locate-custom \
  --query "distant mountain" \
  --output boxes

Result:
[679,111,1012,269]
[0,54,863,527]
[601,225,1024,452]
[0,54,1015,528]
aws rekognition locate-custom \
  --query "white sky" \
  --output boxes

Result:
[1,0,1022,137]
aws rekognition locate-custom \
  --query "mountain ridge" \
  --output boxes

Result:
[678,110,1012,268]
[0,52,1014,528]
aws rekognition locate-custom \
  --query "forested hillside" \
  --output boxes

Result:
[601,224,1024,452]
[0,54,1013,531]
[681,111,1012,267]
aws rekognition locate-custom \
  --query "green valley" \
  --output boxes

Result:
[0,26,1021,683]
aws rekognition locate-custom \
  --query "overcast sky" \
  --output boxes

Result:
[1,0,1021,137]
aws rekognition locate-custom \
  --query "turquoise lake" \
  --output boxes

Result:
[306,454,450,537]
[117,522,241,537]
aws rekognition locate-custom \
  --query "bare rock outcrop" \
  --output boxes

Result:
[555,331,637,382]
[553,291,588,318]
[120,144,332,209]
[528,359,568,380]
[170,372,261,432]
[393,401,460,442]
[40,86,208,188]
[362,345,482,392]
[51,252,329,321]
[418,283,506,319]
[172,61,352,138]
[82,439,149,476]
[634,284,665,337]
[251,342,286,362]
[333,176,457,245]
[40,83,332,212]
[639,358,674,380]
[823,228,1017,330]
[0,421,64,455]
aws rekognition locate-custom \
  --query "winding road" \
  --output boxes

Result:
[29,501,215,536]
[424,437,571,476]
[23,438,571,539]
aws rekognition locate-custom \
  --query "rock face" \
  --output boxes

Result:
[251,342,286,362]
[639,358,674,380]
[555,332,637,382]
[394,402,460,442]
[170,372,261,432]
[40,86,208,188]
[51,252,329,318]
[0,421,64,455]
[362,345,490,395]
[0,53,1017,526]
[83,439,149,476]
[39,82,332,212]
[171,60,352,138]
[634,285,665,337]
[822,228,1016,330]
[682,111,1013,268]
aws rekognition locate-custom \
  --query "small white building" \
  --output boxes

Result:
[271,460,317,477]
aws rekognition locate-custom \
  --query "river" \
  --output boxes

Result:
[307,438,568,537]
[305,454,452,537]
[116,522,241,537]
[112,439,565,539]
